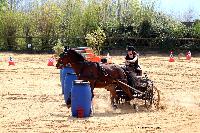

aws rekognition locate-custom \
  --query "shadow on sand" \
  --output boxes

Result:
[66,102,159,119]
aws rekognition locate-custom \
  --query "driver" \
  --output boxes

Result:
[125,46,142,75]
[125,45,142,87]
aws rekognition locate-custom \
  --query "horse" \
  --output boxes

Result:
[56,49,133,108]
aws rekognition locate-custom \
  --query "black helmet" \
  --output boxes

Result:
[127,45,135,51]
[101,58,107,63]
[64,46,69,52]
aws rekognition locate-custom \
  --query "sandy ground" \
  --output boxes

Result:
[0,52,200,133]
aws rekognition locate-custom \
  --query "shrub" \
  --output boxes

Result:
[52,39,64,57]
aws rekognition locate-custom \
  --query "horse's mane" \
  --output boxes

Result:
[68,49,86,62]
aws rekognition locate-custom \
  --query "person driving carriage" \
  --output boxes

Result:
[125,45,142,87]
[125,45,142,75]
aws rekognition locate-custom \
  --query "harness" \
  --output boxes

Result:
[71,61,107,79]
[70,61,85,77]
[96,63,109,77]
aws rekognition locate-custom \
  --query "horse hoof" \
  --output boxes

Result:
[67,104,71,108]
[133,104,138,111]
[113,105,118,110]
[66,98,71,108]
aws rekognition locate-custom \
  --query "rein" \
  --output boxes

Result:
[70,61,108,81]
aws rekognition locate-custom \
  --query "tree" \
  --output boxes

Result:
[0,9,25,50]
[193,21,200,38]
[0,0,198,51]
[30,0,64,50]
[82,0,101,34]
[61,0,85,47]
[0,0,6,11]
[85,27,106,55]
[52,39,64,57]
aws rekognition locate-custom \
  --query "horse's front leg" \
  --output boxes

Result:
[78,76,95,99]
[106,84,118,109]
[89,81,96,115]
[110,94,118,109]
[89,81,95,100]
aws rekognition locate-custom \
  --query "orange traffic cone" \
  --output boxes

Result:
[47,58,54,66]
[169,51,175,62]
[8,57,15,66]
[186,51,191,60]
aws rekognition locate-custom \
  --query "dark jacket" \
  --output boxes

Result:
[125,51,139,68]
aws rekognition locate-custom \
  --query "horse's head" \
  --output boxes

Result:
[56,52,68,69]
[56,48,86,69]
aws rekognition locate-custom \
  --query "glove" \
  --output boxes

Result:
[125,60,130,65]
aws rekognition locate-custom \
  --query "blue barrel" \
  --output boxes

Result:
[64,73,77,104]
[61,66,74,94]
[71,80,92,117]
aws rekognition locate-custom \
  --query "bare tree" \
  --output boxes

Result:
[183,8,195,22]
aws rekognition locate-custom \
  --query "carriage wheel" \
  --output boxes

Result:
[145,85,160,109]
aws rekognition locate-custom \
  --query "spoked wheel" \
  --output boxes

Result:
[144,85,160,109]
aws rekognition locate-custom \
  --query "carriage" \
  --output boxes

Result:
[56,49,160,109]
[113,67,160,109]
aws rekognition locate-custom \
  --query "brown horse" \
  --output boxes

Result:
[56,49,133,107]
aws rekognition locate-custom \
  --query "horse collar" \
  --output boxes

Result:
[72,62,85,76]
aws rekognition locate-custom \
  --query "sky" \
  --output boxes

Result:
[155,0,200,21]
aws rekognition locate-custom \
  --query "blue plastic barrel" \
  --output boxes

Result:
[61,66,75,94]
[64,73,77,104]
[71,80,92,117]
